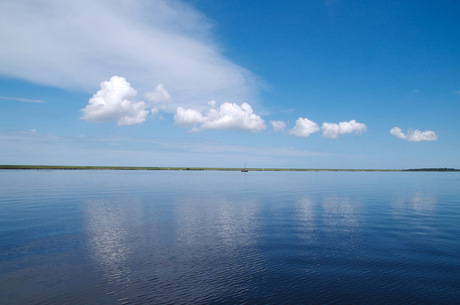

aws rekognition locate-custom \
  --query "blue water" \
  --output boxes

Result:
[0,170,459,304]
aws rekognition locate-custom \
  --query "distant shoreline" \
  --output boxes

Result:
[0,165,458,172]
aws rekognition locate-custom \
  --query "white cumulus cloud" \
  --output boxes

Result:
[0,0,261,108]
[289,118,319,137]
[389,127,406,139]
[174,107,205,126]
[145,84,172,103]
[390,127,438,142]
[174,101,266,132]
[270,120,286,133]
[81,76,149,126]
[321,120,367,138]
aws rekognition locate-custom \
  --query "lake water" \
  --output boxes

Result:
[0,170,459,304]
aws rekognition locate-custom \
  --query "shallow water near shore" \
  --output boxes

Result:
[1,170,459,304]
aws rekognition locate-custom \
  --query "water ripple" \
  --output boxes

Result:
[1,170,460,304]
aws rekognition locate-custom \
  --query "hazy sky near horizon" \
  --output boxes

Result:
[1,0,459,168]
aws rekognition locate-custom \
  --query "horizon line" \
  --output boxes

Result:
[0,165,458,172]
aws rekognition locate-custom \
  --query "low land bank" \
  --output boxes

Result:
[0,165,458,172]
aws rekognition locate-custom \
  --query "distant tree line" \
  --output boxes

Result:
[404,168,459,172]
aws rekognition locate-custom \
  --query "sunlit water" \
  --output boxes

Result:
[1,170,459,304]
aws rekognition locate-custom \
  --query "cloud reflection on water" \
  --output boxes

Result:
[391,192,437,218]
[84,198,142,286]
[82,183,441,302]
[83,194,262,303]
[295,198,317,244]
[321,196,363,232]
[391,192,439,236]
[175,197,259,248]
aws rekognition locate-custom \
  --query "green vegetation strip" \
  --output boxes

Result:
[0,165,458,171]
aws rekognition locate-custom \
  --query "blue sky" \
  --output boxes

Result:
[0,0,459,169]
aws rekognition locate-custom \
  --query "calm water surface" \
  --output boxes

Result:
[0,170,459,304]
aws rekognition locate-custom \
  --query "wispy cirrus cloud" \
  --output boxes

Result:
[390,127,438,142]
[0,130,333,167]
[0,96,46,103]
[0,0,261,109]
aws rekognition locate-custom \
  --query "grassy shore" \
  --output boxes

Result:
[0,165,458,172]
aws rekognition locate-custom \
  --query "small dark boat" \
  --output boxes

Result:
[241,163,248,172]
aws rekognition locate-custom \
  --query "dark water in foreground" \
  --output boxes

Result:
[0,170,459,304]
